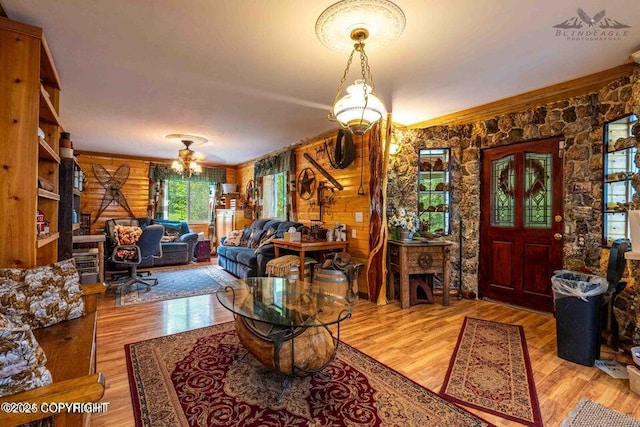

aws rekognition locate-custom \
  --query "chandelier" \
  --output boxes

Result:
[316,0,405,135]
[165,134,207,178]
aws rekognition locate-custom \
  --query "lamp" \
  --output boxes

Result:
[316,0,405,135]
[164,134,207,178]
[171,140,202,178]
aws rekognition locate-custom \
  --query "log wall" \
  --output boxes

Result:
[234,132,372,297]
[77,155,150,235]
[77,153,234,237]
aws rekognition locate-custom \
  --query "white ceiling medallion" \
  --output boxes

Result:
[315,0,406,52]
[164,133,208,146]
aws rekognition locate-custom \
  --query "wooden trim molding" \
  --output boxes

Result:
[407,63,636,128]
[0,15,43,38]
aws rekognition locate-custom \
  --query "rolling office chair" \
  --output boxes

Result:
[109,224,164,291]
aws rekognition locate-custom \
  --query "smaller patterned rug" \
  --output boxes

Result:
[115,265,239,307]
[561,398,640,427]
[440,317,543,426]
[126,322,493,427]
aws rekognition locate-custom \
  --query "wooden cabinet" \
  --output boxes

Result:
[387,239,452,308]
[0,17,63,268]
[215,209,235,241]
[418,148,451,234]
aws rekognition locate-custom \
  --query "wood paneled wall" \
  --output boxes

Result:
[234,132,373,296]
[76,154,236,237]
[77,155,150,235]
[295,134,371,265]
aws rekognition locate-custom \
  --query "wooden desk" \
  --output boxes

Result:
[272,239,348,280]
[72,234,106,283]
[387,239,452,308]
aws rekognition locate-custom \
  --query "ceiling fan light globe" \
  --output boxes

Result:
[171,160,184,172]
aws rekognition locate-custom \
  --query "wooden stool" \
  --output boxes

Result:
[410,275,434,305]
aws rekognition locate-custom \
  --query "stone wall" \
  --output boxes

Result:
[388,65,640,294]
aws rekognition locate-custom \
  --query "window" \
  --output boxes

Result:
[261,172,287,219]
[163,179,213,223]
[418,148,451,234]
[603,114,638,246]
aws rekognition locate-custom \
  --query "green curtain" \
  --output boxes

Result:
[254,150,295,178]
[149,163,226,183]
[253,149,296,221]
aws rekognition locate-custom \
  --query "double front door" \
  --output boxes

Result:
[479,138,564,312]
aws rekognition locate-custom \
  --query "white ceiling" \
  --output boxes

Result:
[3,0,640,165]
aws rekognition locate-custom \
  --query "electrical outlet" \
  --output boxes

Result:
[352,229,357,238]
[355,212,363,222]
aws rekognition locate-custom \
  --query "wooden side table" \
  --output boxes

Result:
[387,239,452,308]
[272,239,348,280]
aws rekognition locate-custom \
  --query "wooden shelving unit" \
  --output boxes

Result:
[0,16,62,268]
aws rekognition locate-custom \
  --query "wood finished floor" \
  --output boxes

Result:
[92,260,640,426]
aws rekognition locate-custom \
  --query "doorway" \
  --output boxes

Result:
[479,137,564,312]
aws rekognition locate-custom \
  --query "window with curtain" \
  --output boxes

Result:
[163,179,213,223]
[253,149,295,221]
[261,172,287,219]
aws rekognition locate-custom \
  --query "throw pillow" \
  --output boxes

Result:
[113,248,140,262]
[0,312,52,398]
[0,258,85,329]
[223,230,243,246]
[240,226,252,247]
[256,235,276,252]
[161,228,181,243]
[114,225,142,245]
[247,229,265,249]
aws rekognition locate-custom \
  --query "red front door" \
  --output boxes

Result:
[479,137,564,312]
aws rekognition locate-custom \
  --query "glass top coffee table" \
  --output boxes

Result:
[217,277,351,399]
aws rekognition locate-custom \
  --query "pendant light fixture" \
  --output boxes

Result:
[316,0,405,135]
[164,134,207,178]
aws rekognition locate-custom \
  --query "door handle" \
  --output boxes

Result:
[554,233,563,241]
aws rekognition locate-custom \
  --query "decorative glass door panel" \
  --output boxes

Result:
[491,155,514,227]
[524,152,552,228]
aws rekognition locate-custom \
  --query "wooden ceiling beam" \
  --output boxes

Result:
[406,63,636,129]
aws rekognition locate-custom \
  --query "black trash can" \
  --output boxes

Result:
[551,271,609,367]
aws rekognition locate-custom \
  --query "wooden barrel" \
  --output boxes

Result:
[312,268,350,300]
[234,317,335,375]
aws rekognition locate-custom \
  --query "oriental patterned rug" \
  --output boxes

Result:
[115,265,239,307]
[561,398,640,427]
[126,322,493,427]
[440,317,543,426]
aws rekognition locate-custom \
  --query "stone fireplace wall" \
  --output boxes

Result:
[388,66,640,294]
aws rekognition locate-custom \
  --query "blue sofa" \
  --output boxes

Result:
[217,218,303,278]
[105,218,199,269]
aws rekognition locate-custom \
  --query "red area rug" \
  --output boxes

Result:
[440,317,543,426]
[126,322,492,426]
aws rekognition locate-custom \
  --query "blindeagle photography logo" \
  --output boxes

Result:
[553,8,631,41]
